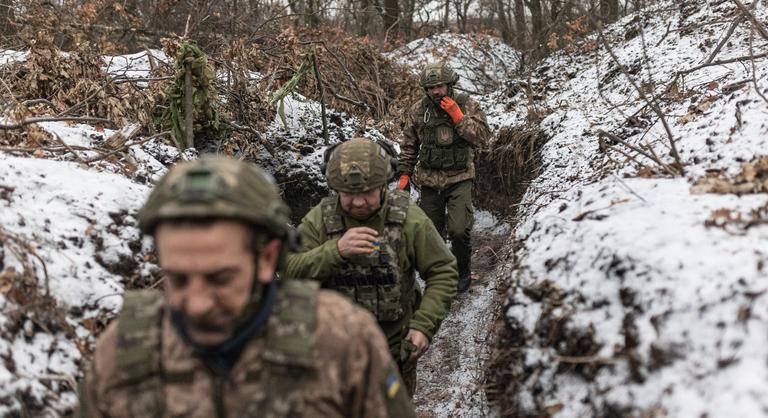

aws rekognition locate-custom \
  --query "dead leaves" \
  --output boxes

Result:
[691,156,768,194]
[677,94,720,125]
[705,202,768,234]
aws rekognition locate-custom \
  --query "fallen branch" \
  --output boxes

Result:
[0,116,113,130]
[732,0,768,41]
[704,12,746,65]
[680,52,768,75]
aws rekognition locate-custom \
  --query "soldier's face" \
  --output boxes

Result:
[155,220,281,347]
[426,83,449,102]
[339,187,383,220]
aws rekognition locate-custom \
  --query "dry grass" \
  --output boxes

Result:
[474,124,549,218]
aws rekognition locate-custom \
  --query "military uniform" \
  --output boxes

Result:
[287,138,458,395]
[398,63,491,289]
[78,282,413,418]
[77,156,415,418]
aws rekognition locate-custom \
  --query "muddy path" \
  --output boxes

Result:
[414,231,510,417]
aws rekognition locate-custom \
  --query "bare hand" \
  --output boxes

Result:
[405,329,430,362]
[337,227,379,259]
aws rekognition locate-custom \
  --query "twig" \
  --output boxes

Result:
[598,32,684,174]
[53,133,87,164]
[311,51,329,145]
[184,61,194,149]
[748,27,768,105]
[704,12,746,65]
[224,122,277,158]
[732,0,768,41]
[0,116,113,130]
[681,52,768,75]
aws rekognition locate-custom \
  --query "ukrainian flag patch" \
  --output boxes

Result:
[386,373,401,398]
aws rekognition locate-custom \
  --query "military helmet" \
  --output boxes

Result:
[419,62,460,88]
[138,156,291,239]
[323,138,397,193]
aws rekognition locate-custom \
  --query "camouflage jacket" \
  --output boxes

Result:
[286,191,458,349]
[398,94,491,190]
[77,286,415,418]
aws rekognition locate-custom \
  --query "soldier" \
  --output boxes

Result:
[286,138,458,396]
[397,62,492,293]
[77,156,415,418]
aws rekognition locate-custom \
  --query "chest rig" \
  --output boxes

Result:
[417,93,471,171]
[320,190,411,322]
[113,280,319,418]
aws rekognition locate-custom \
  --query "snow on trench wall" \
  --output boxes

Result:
[499,1,768,417]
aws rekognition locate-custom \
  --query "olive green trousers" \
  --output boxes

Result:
[418,180,473,279]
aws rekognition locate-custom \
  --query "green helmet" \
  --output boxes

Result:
[419,62,459,88]
[323,138,396,193]
[138,156,291,239]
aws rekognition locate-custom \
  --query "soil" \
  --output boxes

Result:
[414,231,510,417]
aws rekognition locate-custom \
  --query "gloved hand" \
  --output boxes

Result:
[440,96,464,125]
[398,174,411,191]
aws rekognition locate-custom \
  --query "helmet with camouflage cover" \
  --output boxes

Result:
[138,156,291,239]
[419,62,460,88]
[323,138,397,193]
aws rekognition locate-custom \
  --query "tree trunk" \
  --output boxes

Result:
[525,0,545,53]
[496,0,512,44]
[359,0,371,36]
[381,0,401,34]
[443,0,450,29]
[0,0,14,36]
[513,0,526,49]
[601,0,620,23]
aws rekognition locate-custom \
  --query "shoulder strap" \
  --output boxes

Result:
[263,280,319,368]
[386,190,410,226]
[320,195,345,236]
[455,92,470,106]
[115,289,165,417]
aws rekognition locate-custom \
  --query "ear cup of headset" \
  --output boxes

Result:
[375,139,399,183]
[321,142,341,177]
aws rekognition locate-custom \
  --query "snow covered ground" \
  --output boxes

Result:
[497,1,768,416]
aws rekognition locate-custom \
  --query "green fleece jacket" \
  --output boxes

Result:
[286,192,458,349]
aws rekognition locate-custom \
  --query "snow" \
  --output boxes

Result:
[497,1,768,416]
[386,32,521,94]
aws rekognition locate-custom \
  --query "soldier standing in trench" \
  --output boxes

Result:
[286,138,458,396]
[77,156,415,418]
[397,62,492,293]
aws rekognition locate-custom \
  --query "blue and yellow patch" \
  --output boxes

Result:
[386,373,401,399]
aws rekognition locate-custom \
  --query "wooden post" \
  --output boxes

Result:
[183,62,194,149]
[311,52,329,145]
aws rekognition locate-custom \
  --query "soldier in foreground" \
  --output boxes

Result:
[77,156,415,418]
[398,62,491,293]
[287,138,458,395]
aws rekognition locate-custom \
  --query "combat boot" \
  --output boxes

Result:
[457,274,471,293]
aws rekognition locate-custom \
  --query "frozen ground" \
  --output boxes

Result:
[495,0,768,416]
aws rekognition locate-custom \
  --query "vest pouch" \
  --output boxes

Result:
[377,283,404,322]
[436,125,455,146]
[453,147,469,170]
[356,285,378,314]
[430,147,446,169]
[418,146,433,169]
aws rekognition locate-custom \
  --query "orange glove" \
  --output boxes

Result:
[440,96,464,125]
[398,174,410,190]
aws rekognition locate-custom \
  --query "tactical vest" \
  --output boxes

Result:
[320,190,413,322]
[113,280,319,418]
[417,93,471,171]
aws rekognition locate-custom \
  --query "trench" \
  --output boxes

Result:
[273,124,549,417]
